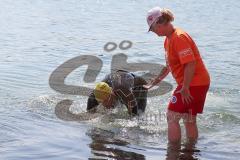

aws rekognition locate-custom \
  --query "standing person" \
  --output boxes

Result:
[144,7,210,143]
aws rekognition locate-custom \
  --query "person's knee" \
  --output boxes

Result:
[184,117,198,140]
[167,110,182,123]
[168,122,181,143]
[183,113,197,124]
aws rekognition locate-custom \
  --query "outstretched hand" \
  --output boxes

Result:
[143,78,156,90]
[143,84,154,89]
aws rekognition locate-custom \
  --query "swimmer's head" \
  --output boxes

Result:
[94,82,112,103]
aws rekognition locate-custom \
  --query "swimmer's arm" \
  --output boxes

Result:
[144,66,170,89]
[114,88,137,115]
[86,92,98,113]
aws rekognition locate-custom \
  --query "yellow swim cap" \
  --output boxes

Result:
[94,82,112,103]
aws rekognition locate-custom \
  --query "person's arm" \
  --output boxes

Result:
[132,76,148,113]
[174,34,197,104]
[144,66,170,89]
[114,87,137,115]
[183,61,196,88]
[86,92,99,113]
[177,61,196,104]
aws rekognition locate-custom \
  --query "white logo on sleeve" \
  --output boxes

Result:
[178,48,193,57]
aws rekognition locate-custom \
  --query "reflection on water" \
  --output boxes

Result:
[87,128,145,160]
[87,127,202,160]
[166,141,200,160]
[21,93,240,159]
[54,99,203,159]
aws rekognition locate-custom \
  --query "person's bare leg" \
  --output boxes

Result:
[167,110,182,143]
[166,141,181,160]
[183,114,198,141]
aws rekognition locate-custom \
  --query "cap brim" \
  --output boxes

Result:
[148,24,153,32]
[148,27,151,32]
[147,19,157,32]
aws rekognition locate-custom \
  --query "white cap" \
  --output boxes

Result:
[146,7,162,31]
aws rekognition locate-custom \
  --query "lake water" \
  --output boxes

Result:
[0,0,240,159]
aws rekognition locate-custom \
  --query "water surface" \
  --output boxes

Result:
[0,0,240,159]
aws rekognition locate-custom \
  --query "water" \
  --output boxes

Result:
[0,0,240,159]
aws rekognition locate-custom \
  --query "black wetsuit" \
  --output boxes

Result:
[87,70,148,115]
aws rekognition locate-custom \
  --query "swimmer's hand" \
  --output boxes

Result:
[87,107,97,113]
[127,105,134,116]
[102,101,113,109]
